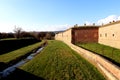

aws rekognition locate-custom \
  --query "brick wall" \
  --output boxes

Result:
[55,27,99,44]
[72,27,98,44]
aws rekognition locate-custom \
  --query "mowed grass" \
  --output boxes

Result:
[0,38,17,40]
[76,43,120,65]
[0,41,44,63]
[20,40,105,80]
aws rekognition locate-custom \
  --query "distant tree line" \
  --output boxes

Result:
[0,33,14,39]
[0,31,55,40]
[0,27,55,40]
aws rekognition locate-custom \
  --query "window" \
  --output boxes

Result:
[105,33,107,37]
[112,34,115,37]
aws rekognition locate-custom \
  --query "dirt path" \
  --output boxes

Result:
[64,41,120,80]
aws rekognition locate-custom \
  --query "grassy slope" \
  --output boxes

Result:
[21,40,105,80]
[0,41,43,63]
[76,43,120,65]
[0,38,17,40]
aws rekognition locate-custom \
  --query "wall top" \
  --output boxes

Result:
[100,20,120,28]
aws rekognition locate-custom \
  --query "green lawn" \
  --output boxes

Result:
[20,40,105,80]
[0,37,33,40]
[0,38,17,40]
[0,41,44,63]
[76,43,120,65]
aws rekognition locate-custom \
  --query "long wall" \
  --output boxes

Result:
[99,21,120,49]
[56,21,120,49]
[64,41,120,80]
[55,28,72,43]
[55,23,120,80]
[55,32,63,41]
[55,26,99,44]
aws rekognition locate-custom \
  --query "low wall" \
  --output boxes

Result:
[64,41,120,80]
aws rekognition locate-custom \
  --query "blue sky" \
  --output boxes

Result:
[0,0,120,32]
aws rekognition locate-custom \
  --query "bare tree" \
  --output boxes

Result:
[13,25,23,38]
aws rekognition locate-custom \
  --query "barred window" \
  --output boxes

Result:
[105,33,107,37]
[112,34,115,37]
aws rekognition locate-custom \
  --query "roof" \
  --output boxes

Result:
[57,25,100,33]
[72,25,100,29]
[100,20,120,28]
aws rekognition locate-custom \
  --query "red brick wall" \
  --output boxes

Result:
[72,27,98,43]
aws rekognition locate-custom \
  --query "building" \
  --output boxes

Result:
[56,21,120,49]
[55,28,72,43]
[99,20,120,49]
[55,25,99,44]
[72,26,99,44]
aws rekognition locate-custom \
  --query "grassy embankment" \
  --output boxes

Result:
[76,43,120,66]
[21,40,105,80]
[0,38,17,40]
[0,41,44,63]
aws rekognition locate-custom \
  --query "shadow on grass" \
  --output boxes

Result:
[0,39,40,55]
[0,62,45,80]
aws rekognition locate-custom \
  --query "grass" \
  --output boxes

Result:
[0,38,17,40]
[20,40,105,80]
[0,37,34,40]
[0,41,44,63]
[76,43,120,66]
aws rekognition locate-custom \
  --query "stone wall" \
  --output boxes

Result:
[99,21,120,49]
[64,41,120,80]
[55,22,120,80]
[55,26,99,44]
[55,28,72,43]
